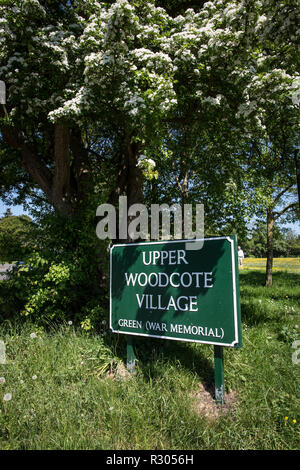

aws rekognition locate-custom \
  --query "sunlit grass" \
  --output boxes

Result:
[0,269,299,450]
[242,258,300,272]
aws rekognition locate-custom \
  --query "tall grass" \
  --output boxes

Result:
[0,269,299,450]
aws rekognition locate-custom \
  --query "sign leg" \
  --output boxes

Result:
[214,345,225,404]
[126,335,136,373]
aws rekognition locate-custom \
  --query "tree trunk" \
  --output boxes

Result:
[125,130,144,242]
[265,208,274,287]
[70,127,91,202]
[51,122,73,217]
[181,169,189,206]
[1,120,92,218]
[294,149,300,210]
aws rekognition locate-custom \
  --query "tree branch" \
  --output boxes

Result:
[274,202,298,220]
[1,124,53,201]
[273,183,294,205]
[53,121,70,200]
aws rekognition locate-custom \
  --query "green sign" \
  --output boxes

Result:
[110,236,242,348]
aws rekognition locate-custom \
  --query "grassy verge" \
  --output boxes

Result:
[0,270,299,450]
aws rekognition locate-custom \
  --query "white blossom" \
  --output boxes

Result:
[203,95,223,106]
[3,393,12,402]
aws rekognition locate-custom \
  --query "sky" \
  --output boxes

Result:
[0,201,30,218]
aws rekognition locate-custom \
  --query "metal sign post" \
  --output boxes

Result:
[110,236,242,403]
[214,345,225,404]
[126,335,136,373]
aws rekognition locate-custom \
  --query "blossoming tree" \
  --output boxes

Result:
[0,0,298,226]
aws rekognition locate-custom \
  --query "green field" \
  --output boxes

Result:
[0,262,299,450]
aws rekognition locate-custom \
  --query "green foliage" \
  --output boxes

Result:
[0,215,34,262]
[287,234,300,257]
[278,325,299,344]
[243,222,300,258]
[0,210,109,328]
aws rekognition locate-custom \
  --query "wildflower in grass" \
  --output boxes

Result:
[19,379,24,384]
[30,332,37,339]
[284,416,289,425]
[0,377,5,384]
[3,393,12,401]
[293,419,297,424]
[109,406,114,411]
[32,375,37,380]
[68,321,73,326]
